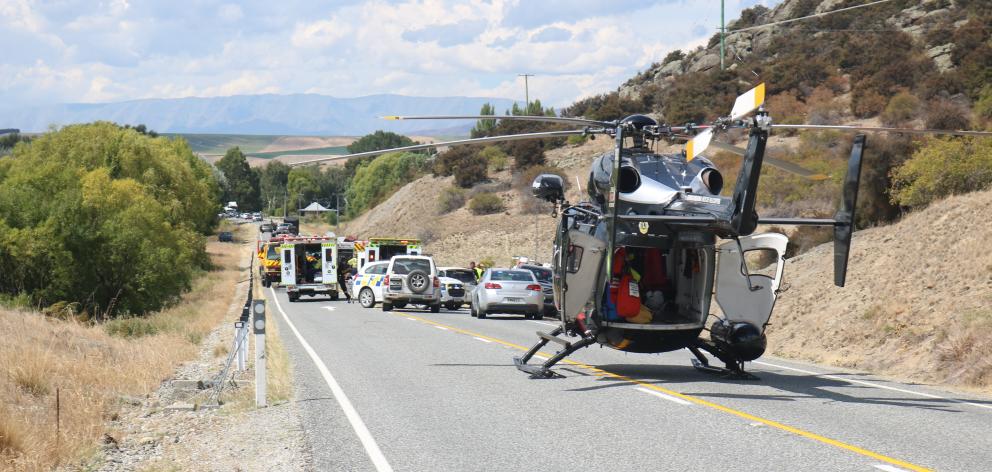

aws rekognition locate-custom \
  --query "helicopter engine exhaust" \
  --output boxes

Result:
[618,165,641,193]
[709,319,766,361]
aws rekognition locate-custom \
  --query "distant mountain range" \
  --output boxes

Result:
[1,94,517,136]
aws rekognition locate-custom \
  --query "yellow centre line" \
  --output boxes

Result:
[395,312,931,472]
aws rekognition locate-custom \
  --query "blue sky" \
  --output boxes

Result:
[0,0,779,108]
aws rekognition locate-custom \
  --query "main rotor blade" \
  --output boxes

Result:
[771,124,992,137]
[383,114,615,128]
[685,128,713,161]
[288,129,591,167]
[708,141,829,180]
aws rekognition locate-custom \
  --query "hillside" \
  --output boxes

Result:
[770,188,992,391]
[339,137,613,267]
[2,94,515,136]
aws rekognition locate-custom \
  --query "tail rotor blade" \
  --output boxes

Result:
[730,83,766,120]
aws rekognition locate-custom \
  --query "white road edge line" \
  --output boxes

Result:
[528,320,559,327]
[472,337,492,343]
[873,464,910,472]
[753,360,992,410]
[405,317,416,321]
[634,387,692,406]
[434,326,449,331]
[269,288,394,472]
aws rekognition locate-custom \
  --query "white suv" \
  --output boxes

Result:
[383,255,441,312]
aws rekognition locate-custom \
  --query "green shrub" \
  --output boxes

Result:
[851,89,886,118]
[480,146,508,171]
[468,192,505,215]
[880,91,919,126]
[806,86,847,124]
[925,99,969,131]
[433,145,488,187]
[438,186,467,214]
[974,85,992,129]
[891,137,992,207]
[454,152,489,188]
[566,135,588,146]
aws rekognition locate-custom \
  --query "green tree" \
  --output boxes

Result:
[258,160,290,210]
[470,103,497,138]
[216,147,261,211]
[346,130,416,154]
[346,152,426,216]
[287,167,321,209]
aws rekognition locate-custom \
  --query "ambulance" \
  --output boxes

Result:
[354,237,422,269]
[279,236,339,302]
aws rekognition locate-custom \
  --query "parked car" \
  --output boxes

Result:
[382,255,441,312]
[354,261,389,308]
[471,268,543,319]
[520,264,557,317]
[218,231,234,242]
[437,267,477,310]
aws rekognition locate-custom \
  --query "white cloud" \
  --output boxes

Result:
[291,17,352,48]
[1,0,784,110]
[217,4,243,23]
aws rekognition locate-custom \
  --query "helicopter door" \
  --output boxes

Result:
[561,230,606,324]
[715,233,788,330]
[280,244,297,286]
[321,242,336,286]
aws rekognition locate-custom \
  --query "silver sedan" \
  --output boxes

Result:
[470,268,544,320]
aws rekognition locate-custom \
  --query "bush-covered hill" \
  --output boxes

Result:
[569,0,991,125]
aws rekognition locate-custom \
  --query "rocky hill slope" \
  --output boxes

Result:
[770,187,992,391]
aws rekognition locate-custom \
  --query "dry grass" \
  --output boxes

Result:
[770,188,992,392]
[217,275,293,410]
[0,226,250,471]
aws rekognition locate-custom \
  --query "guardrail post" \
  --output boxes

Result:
[252,299,267,407]
[234,321,246,371]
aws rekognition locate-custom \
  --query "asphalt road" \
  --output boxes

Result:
[268,287,992,472]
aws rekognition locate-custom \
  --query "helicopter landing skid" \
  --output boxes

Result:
[688,345,759,381]
[514,327,595,379]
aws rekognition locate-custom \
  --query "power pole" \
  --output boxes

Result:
[720,0,726,70]
[518,73,534,112]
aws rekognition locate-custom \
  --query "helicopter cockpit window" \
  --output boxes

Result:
[743,249,778,277]
[566,245,583,273]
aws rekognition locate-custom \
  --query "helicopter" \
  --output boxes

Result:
[288,83,992,379]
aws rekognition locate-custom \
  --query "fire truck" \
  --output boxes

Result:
[257,235,291,287]
[280,236,340,302]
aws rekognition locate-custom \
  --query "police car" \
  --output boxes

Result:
[354,261,389,308]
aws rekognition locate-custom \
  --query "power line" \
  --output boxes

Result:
[729,0,895,34]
